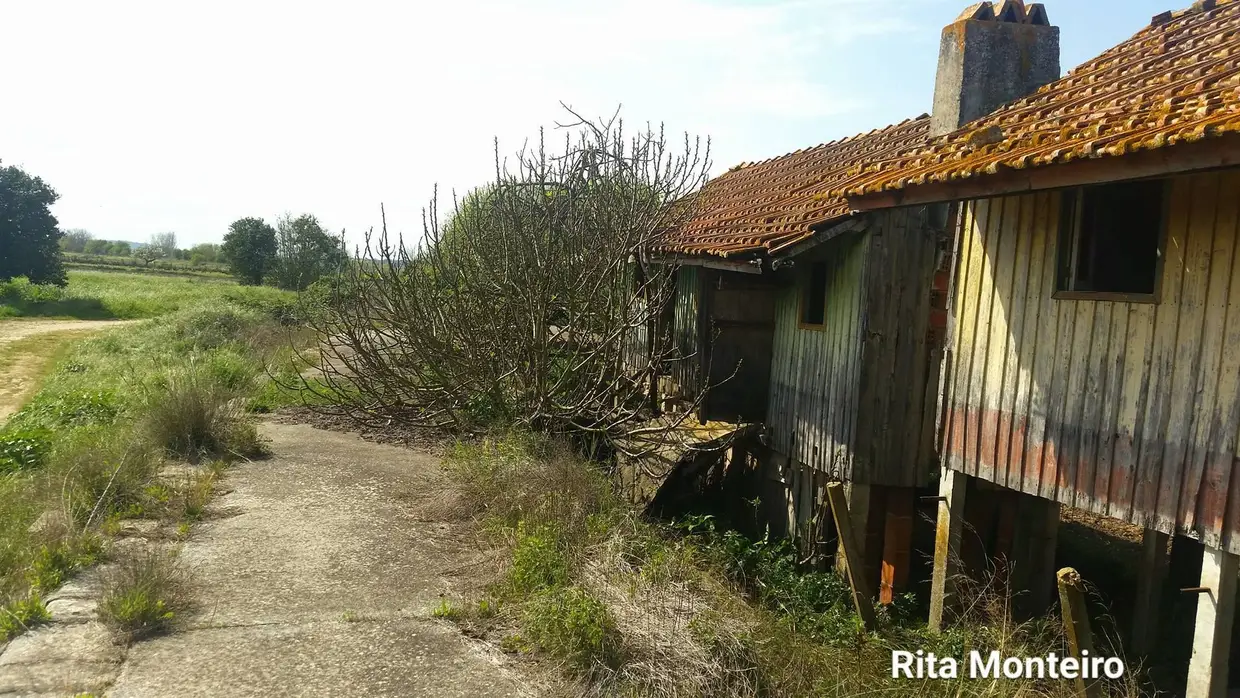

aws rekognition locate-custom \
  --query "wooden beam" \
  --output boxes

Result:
[646,252,764,275]
[847,136,1240,212]
[1027,498,1060,612]
[826,482,879,632]
[1186,545,1239,698]
[880,487,915,605]
[769,217,869,268]
[930,468,968,632]
[1057,568,1102,698]
[1131,528,1169,656]
[833,482,872,579]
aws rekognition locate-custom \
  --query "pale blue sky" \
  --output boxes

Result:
[0,0,1177,247]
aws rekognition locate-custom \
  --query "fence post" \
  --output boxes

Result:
[1057,567,1101,698]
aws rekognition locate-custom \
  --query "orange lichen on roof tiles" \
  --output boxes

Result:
[656,116,930,259]
[844,0,1240,200]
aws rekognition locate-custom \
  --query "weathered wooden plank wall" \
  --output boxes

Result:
[671,266,702,400]
[767,231,869,477]
[854,208,941,487]
[942,170,1240,553]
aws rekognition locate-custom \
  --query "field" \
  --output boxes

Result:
[0,270,298,642]
[63,251,231,277]
[0,270,292,320]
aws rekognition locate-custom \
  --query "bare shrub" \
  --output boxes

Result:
[296,107,711,449]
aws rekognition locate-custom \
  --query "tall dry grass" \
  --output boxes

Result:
[444,432,1149,698]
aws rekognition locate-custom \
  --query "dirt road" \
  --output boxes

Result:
[0,319,138,423]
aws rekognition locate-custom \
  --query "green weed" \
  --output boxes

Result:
[432,598,464,620]
[98,550,188,640]
[0,593,52,641]
[523,585,622,673]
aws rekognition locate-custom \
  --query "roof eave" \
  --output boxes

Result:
[847,134,1240,211]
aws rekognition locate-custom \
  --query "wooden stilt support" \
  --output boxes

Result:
[930,468,968,632]
[1027,497,1060,612]
[834,482,872,578]
[1185,545,1239,698]
[826,483,878,632]
[880,488,915,605]
[1131,528,1169,656]
[1057,568,1102,698]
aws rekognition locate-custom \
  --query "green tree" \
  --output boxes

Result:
[270,214,346,291]
[108,241,132,256]
[188,243,220,266]
[0,164,65,285]
[221,217,278,285]
[84,238,111,255]
[61,228,92,253]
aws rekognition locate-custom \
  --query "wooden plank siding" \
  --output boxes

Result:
[670,266,702,400]
[942,170,1240,553]
[767,207,940,487]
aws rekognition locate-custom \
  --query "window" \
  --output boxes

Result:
[1056,179,1166,298]
[800,261,827,326]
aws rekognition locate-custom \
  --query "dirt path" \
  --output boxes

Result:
[100,422,534,697]
[0,319,139,423]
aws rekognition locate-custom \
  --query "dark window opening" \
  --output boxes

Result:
[1057,179,1165,296]
[801,261,827,326]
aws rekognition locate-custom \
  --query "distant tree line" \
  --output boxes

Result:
[2,160,347,292]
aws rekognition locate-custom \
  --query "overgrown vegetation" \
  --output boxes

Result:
[443,433,1144,697]
[0,276,296,642]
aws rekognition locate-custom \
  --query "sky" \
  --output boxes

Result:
[0,0,1179,249]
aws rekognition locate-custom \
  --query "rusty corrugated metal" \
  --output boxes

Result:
[942,170,1240,553]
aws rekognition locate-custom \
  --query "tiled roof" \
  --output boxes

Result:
[656,116,930,259]
[844,0,1240,199]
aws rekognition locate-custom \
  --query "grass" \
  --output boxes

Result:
[0,270,294,320]
[97,549,189,640]
[0,279,297,642]
[442,433,1147,697]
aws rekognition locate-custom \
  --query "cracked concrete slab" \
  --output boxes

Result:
[0,622,122,697]
[105,421,537,697]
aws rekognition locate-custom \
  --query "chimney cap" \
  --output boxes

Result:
[1025,3,1050,25]
[956,2,995,21]
[994,0,1026,23]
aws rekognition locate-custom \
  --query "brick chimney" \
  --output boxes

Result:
[930,1,1060,137]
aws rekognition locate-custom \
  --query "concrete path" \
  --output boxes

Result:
[102,422,533,697]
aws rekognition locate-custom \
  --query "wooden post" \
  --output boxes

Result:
[1131,528,1169,656]
[1027,497,1060,612]
[929,468,967,632]
[834,482,872,578]
[880,488,915,605]
[826,482,878,632]
[1057,567,1101,698]
[1186,545,1239,698]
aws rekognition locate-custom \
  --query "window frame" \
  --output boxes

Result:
[797,260,829,330]
[1052,179,1170,304]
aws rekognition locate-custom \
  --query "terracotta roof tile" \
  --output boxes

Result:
[844,0,1240,198]
[656,116,930,259]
